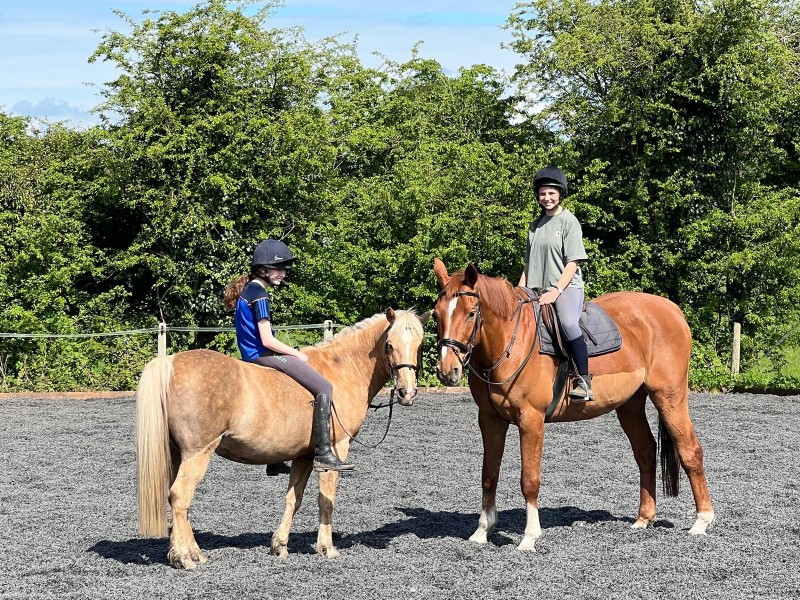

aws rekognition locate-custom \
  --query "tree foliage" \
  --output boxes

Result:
[508,0,800,384]
[1,0,799,391]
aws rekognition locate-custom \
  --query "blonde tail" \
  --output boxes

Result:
[136,355,174,537]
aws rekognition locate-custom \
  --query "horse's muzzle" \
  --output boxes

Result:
[437,365,462,387]
[396,386,417,406]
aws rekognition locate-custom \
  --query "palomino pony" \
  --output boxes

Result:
[432,259,713,551]
[136,308,429,569]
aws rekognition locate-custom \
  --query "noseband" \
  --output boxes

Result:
[436,290,482,366]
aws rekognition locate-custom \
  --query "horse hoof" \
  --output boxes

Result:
[468,532,488,544]
[271,544,288,559]
[688,511,715,535]
[169,554,197,570]
[191,551,208,564]
[317,545,340,558]
[631,518,654,530]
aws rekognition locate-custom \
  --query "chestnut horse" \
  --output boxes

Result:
[432,259,713,551]
[136,308,428,569]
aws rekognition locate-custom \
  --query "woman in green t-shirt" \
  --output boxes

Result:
[517,166,594,402]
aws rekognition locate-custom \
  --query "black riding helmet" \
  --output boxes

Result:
[252,239,296,270]
[533,165,568,198]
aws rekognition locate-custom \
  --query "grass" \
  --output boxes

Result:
[737,346,800,391]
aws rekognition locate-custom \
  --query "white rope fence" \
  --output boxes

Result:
[0,320,339,358]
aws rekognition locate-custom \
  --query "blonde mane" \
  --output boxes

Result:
[314,309,423,348]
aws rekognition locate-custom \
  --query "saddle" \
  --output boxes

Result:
[518,287,622,358]
[519,287,622,420]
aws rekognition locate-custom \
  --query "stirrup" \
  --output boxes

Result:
[569,375,594,403]
[313,453,354,473]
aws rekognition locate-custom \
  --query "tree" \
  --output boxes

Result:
[507,0,800,384]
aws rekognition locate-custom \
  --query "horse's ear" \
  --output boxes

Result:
[385,307,396,324]
[464,263,479,287]
[433,258,450,288]
[418,310,432,325]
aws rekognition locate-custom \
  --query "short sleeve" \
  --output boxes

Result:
[562,215,588,262]
[252,296,271,322]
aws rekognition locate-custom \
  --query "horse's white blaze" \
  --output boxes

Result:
[440,297,458,360]
[517,503,541,552]
[688,511,715,535]
[468,504,496,544]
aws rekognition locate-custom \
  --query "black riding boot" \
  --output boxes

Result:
[312,393,354,472]
[566,335,595,402]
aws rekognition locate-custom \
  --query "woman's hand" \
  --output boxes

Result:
[539,289,561,305]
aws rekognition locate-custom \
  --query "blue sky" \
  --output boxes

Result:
[0,0,522,127]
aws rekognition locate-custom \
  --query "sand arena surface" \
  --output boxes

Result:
[1,391,798,599]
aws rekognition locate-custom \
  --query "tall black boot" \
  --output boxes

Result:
[312,393,354,472]
[565,336,595,402]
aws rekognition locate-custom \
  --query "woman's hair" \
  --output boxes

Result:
[223,274,251,310]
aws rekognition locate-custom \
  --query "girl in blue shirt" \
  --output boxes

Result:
[223,239,354,472]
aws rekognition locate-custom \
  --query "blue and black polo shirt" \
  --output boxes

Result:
[235,280,275,362]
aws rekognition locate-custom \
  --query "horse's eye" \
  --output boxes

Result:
[468,311,476,319]
[386,342,394,352]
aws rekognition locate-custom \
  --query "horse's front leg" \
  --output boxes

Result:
[469,408,509,544]
[316,467,342,558]
[271,457,314,558]
[315,440,351,557]
[517,412,545,552]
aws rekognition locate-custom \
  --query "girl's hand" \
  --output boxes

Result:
[296,351,309,363]
[539,289,561,305]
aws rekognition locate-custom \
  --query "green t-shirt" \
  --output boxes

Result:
[524,209,588,290]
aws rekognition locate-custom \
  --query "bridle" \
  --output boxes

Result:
[435,290,483,367]
[331,328,423,449]
[436,287,540,387]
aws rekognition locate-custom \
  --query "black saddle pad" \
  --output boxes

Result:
[520,288,622,357]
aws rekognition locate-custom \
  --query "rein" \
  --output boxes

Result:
[330,346,421,450]
[438,287,542,424]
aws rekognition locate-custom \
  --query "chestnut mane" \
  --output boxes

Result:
[441,270,519,321]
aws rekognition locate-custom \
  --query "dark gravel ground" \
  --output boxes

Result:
[1,391,798,599]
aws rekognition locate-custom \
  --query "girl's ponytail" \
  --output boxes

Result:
[223,274,250,310]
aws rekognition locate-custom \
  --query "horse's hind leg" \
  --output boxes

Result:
[168,437,222,569]
[271,457,314,558]
[648,385,714,534]
[615,389,657,529]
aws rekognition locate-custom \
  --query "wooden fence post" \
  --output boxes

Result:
[158,322,167,358]
[731,322,741,376]
[323,320,334,341]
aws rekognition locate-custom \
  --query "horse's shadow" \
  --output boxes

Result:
[89,531,283,566]
[89,507,674,564]
[338,506,674,550]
